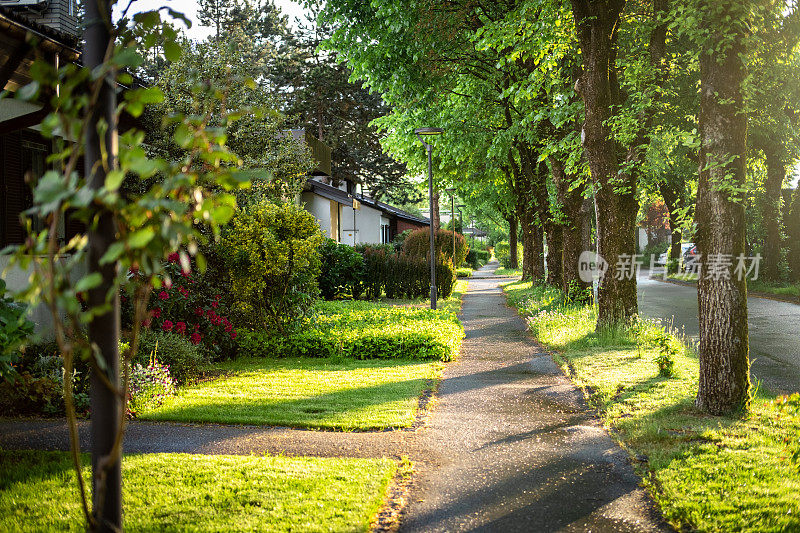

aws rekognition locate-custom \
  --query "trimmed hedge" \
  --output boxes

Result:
[403,228,469,267]
[465,249,490,269]
[238,301,464,362]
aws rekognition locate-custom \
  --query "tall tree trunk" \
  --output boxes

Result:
[763,150,786,281]
[550,156,590,294]
[431,189,441,231]
[85,0,122,529]
[695,3,751,415]
[508,214,519,269]
[571,1,637,328]
[660,179,685,274]
[520,209,535,280]
[787,187,800,282]
[546,222,563,286]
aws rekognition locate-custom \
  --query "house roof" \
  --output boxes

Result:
[356,195,430,226]
[305,179,353,206]
[303,178,431,226]
[0,6,80,51]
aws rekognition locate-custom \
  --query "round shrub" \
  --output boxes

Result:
[133,329,206,383]
[222,200,324,332]
[318,238,364,300]
[403,228,469,267]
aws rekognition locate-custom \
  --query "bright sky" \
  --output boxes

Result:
[114,0,309,40]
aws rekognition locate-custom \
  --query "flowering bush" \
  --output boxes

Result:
[128,358,176,417]
[137,253,239,359]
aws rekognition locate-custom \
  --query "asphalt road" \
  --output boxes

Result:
[637,276,800,394]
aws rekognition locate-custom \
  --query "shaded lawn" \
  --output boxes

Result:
[0,450,395,532]
[504,280,800,532]
[140,357,442,430]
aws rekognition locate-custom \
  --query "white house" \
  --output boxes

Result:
[291,129,429,245]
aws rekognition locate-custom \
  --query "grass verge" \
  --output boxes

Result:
[503,280,800,532]
[140,357,442,429]
[239,281,466,362]
[667,273,800,302]
[494,267,522,277]
[0,450,394,532]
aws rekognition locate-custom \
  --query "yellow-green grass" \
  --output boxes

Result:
[140,357,442,430]
[494,267,522,277]
[0,450,394,532]
[504,280,800,532]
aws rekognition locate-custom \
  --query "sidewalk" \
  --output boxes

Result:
[401,270,668,532]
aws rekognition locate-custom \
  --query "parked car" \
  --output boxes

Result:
[655,243,696,267]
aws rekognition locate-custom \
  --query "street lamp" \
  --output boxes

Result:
[415,127,444,310]
[445,188,456,266]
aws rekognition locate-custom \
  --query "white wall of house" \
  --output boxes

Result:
[1,254,87,338]
[301,192,338,240]
[341,202,383,245]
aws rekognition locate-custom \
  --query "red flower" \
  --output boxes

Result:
[194,307,203,316]
[211,315,222,325]
[194,324,201,330]
[179,286,189,298]
[168,252,180,263]
[190,332,202,345]
[142,318,151,327]
[158,291,169,300]
[175,321,186,334]
[161,320,174,332]
[230,330,237,340]
[151,308,161,318]
[224,324,233,333]
[211,301,219,309]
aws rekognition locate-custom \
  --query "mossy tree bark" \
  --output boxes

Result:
[571,1,636,327]
[694,2,751,415]
[788,188,800,283]
[550,156,590,294]
[762,150,786,281]
[571,0,668,327]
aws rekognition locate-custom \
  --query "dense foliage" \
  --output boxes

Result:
[402,228,469,268]
[133,329,207,384]
[222,200,324,332]
[318,239,364,299]
[0,280,34,379]
[238,300,464,362]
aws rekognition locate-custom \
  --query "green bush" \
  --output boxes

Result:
[456,267,473,278]
[222,200,324,333]
[318,238,364,300]
[495,241,523,269]
[403,228,469,267]
[465,249,491,269]
[0,279,34,379]
[133,329,206,384]
[238,301,464,362]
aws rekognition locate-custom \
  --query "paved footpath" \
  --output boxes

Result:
[0,263,669,532]
[400,264,668,532]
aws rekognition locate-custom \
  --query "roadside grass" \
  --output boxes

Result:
[140,357,442,429]
[504,280,800,532]
[0,450,395,532]
[456,267,473,278]
[494,267,522,277]
[668,273,800,301]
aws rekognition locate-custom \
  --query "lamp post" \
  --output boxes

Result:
[446,188,456,266]
[415,127,444,310]
[457,204,465,237]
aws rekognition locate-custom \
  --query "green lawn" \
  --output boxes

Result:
[504,280,800,532]
[140,357,442,429]
[668,273,800,301]
[494,267,522,276]
[0,450,394,532]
